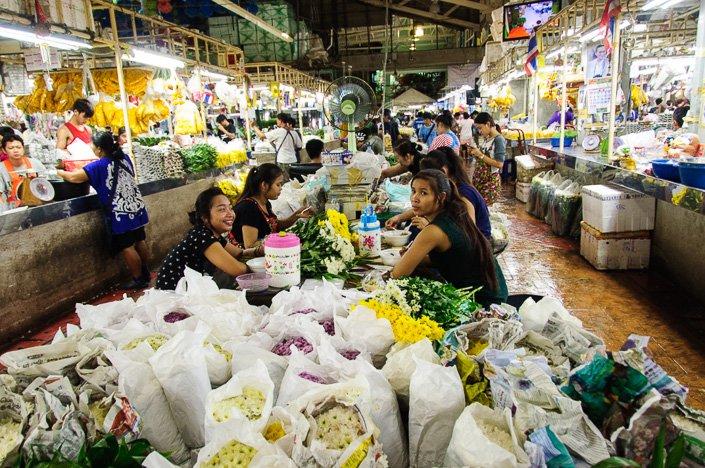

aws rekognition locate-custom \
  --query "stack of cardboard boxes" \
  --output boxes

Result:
[580,184,656,270]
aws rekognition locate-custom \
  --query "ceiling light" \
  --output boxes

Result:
[660,0,683,8]
[198,68,228,81]
[642,0,670,9]
[123,48,185,69]
[633,23,647,32]
[415,26,424,37]
[0,24,91,50]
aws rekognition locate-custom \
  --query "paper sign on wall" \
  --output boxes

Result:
[24,47,60,72]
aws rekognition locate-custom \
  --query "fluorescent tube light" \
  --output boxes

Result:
[123,48,185,69]
[660,0,683,8]
[0,24,91,50]
[642,0,670,9]
[199,68,228,81]
[633,23,647,32]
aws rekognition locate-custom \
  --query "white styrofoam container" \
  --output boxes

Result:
[516,182,531,203]
[580,221,651,270]
[581,184,656,233]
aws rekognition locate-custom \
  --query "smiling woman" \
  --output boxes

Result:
[155,187,262,290]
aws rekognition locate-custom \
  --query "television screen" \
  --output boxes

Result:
[503,0,560,41]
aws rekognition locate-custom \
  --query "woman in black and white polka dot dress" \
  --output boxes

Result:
[156,187,263,290]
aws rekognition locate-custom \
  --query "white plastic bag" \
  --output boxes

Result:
[195,423,294,468]
[105,349,190,463]
[336,306,395,364]
[277,350,338,407]
[444,403,529,468]
[408,359,464,468]
[519,296,582,332]
[149,331,211,448]
[205,360,275,439]
[382,339,440,401]
[76,295,137,331]
[229,342,289,401]
[261,406,310,459]
[291,376,386,468]
[319,340,407,468]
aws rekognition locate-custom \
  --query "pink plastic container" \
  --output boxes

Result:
[264,232,301,288]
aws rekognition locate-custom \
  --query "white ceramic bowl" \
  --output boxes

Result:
[246,257,266,273]
[382,230,411,247]
[380,249,401,266]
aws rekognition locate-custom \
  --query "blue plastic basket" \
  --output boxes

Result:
[678,162,705,189]
[651,159,681,182]
[550,136,574,148]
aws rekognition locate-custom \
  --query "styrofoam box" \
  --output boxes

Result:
[580,221,651,270]
[516,182,531,203]
[581,184,655,233]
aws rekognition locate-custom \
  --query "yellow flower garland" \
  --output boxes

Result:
[355,299,444,344]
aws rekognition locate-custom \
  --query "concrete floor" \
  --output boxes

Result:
[4,188,705,410]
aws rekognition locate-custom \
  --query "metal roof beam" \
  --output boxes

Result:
[438,0,494,14]
[357,0,480,29]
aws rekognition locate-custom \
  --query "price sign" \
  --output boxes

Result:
[23,47,60,72]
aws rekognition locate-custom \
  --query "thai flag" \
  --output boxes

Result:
[524,33,539,77]
[600,0,622,54]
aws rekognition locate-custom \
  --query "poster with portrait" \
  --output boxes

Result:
[585,43,611,80]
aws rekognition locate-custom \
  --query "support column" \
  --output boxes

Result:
[109,7,137,178]
[559,46,568,153]
[690,0,705,139]
[607,17,622,157]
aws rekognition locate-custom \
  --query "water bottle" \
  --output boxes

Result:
[357,205,381,257]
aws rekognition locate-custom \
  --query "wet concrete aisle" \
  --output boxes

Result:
[495,188,705,410]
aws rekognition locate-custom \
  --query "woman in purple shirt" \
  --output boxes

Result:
[547,106,575,127]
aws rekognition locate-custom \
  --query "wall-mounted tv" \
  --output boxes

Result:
[502,0,560,41]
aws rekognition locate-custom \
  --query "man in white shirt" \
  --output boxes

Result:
[252,113,302,166]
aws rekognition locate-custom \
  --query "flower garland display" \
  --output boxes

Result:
[355,299,444,344]
[289,209,365,279]
[374,277,481,329]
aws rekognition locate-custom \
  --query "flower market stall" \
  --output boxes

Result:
[1,237,702,467]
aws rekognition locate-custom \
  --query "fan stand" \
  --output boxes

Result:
[348,116,357,153]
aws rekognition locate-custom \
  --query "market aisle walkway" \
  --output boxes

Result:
[495,187,705,410]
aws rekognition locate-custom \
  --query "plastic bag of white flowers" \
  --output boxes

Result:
[291,376,387,468]
[205,361,275,439]
[444,402,530,468]
[318,338,407,468]
[0,387,29,466]
[196,423,295,468]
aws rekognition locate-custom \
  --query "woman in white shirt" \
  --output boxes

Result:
[251,113,302,171]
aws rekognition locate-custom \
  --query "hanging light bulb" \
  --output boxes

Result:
[415,26,424,37]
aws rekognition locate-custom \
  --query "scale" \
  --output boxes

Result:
[582,134,601,152]
[12,169,55,204]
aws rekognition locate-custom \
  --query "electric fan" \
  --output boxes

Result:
[323,76,376,152]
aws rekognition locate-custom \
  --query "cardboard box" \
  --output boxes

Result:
[582,184,655,233]
[580,221,651,270]
[516,181,531,203]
